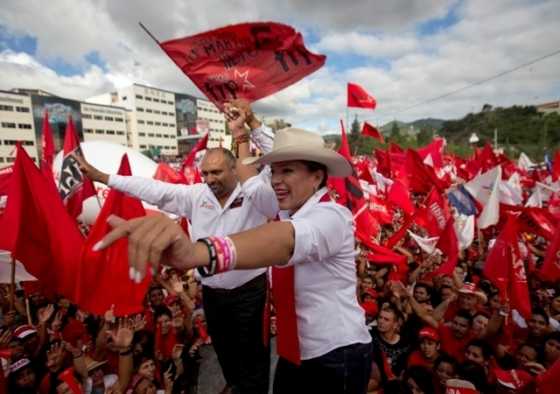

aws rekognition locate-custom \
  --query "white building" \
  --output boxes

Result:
[80,103,128,146]
[88,84,179,156]
[196,99,228,148]
[0,90,37,166]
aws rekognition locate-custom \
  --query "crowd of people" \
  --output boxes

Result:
[0,100,559,394]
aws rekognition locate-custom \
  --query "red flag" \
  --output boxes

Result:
[552,151,560,181]
[537,358,560,394]
[153,163,187,184]
[484,215,531,319]
[405,149,445,193]
[361,122,384,143]
[347,82,376,109]
[160,22,326,108]
[59,116,96,218]
[420,188,450,237]
[417,138,445,169]
[539,221,560,282]
[433,218,459,276]
[181,133,208,170]
[369,196,392,224]
[78,154,152,316]
[0,166,12,217]
[40,109,55,172]
[0,145,83,299]
[387,180,414,216]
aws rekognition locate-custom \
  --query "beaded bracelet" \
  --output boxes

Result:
[196,238,217,277]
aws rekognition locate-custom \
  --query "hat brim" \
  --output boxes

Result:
[243,146,352,177]
[458,289,487,304]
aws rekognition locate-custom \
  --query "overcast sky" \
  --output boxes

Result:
[1,0,559,133]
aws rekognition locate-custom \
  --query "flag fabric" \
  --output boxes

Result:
[499,173,523,206]
[59,116,96,219]
[0,167,12,217]
[536,358,560,394]
[552,151,560,181]
[361,122,384,142]
[405,149,445,193]
[387,180,415,216]
[539,221,560,282]
[454,214,475,250]
[433,218,459,276]
[78,154,152,316]
[0,145,83,299]
[40,109,55,180]
[420,188,450,237]
[448,185,478,216]
[369,196,392,224]
[160,22,326,108]
[417,138,445,170]
[464,166,502,229]
[484,215,531,319]
[153,163,187,184]
[181,133,209,170]
[407,231,440,255]
[347,82,376,109]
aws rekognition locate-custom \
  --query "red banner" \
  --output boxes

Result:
[160,22,325,107]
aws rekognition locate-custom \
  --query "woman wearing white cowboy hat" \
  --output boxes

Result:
[94,106,372,394]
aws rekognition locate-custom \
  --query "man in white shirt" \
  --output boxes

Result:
[76,103,276,394]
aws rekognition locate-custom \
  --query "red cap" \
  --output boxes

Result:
[419,326,440,342]
[13,324,37,340]
[494,368,533,390]
[360,301,378,317]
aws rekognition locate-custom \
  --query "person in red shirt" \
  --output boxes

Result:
[439,309,473,362]
[408,326,441,369]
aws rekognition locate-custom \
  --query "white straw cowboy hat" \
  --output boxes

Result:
[242,127,352,177]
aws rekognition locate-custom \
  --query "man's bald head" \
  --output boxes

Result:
[200,148,239,200]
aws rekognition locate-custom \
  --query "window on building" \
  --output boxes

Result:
[18,123,32,129]
[0,158,4,163]
[154,110,160,114]
[140,144,147,149]
[117,131,124,135]
[105,116,114,121]
[139,132,146,137]
[145,97,152,101]
[16,106,30,113]
[82,114,92,119]
[7,157,15,163]
[169,123,176,128]
[146,109,153,113]
[0,105,13,111]
[148,133,155,137]
[147,121,154,125]
[94,115,103,120]
[115,117,124,122]
[153,98,160,103]
[1,122,16,128]
[137,107,144,112]
[106,130,115,135]
[136,95,143,99]
[155,122,161,126]
[95,129,104,134]
[156,133,162,137]
[138,120,145,124]
[84,128,93,133]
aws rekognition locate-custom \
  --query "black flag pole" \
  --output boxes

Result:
[139,22,161,46]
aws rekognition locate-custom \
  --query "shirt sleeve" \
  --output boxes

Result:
[242,167,278,219]
[249,124,274,154]
[108,174,197,218]
[287,204,353,266]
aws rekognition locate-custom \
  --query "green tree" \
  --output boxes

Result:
[417,128,432,146]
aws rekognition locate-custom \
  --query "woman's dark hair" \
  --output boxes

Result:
[466,339,493,361]
[404,366,435,393]
[153,306,172,321]
[457,361,487,392]
[434,354,458,372]
[301,161,328,189]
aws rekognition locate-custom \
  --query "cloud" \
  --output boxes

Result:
[0,0,558,132]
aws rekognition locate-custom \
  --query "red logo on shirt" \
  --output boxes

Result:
[200,200,214,210]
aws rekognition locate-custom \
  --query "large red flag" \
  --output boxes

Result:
[539,221,560,282]
[0,166,12,218]
[160,22,325,108]
[59,116,96,218]
[405,149,446,193]
[78,154,152,316]
[419,188,450,237]
[0,145,83,299]
[347,82,376,109]
[361,122,384,143]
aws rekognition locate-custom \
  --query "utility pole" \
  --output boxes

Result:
[493,128,498,149]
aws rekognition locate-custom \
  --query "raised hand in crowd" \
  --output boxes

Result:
[71,152,109,184]
[107,318,134,351]
[0,329,11,349]
[38,303,55,325]
[46,341,66,372]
